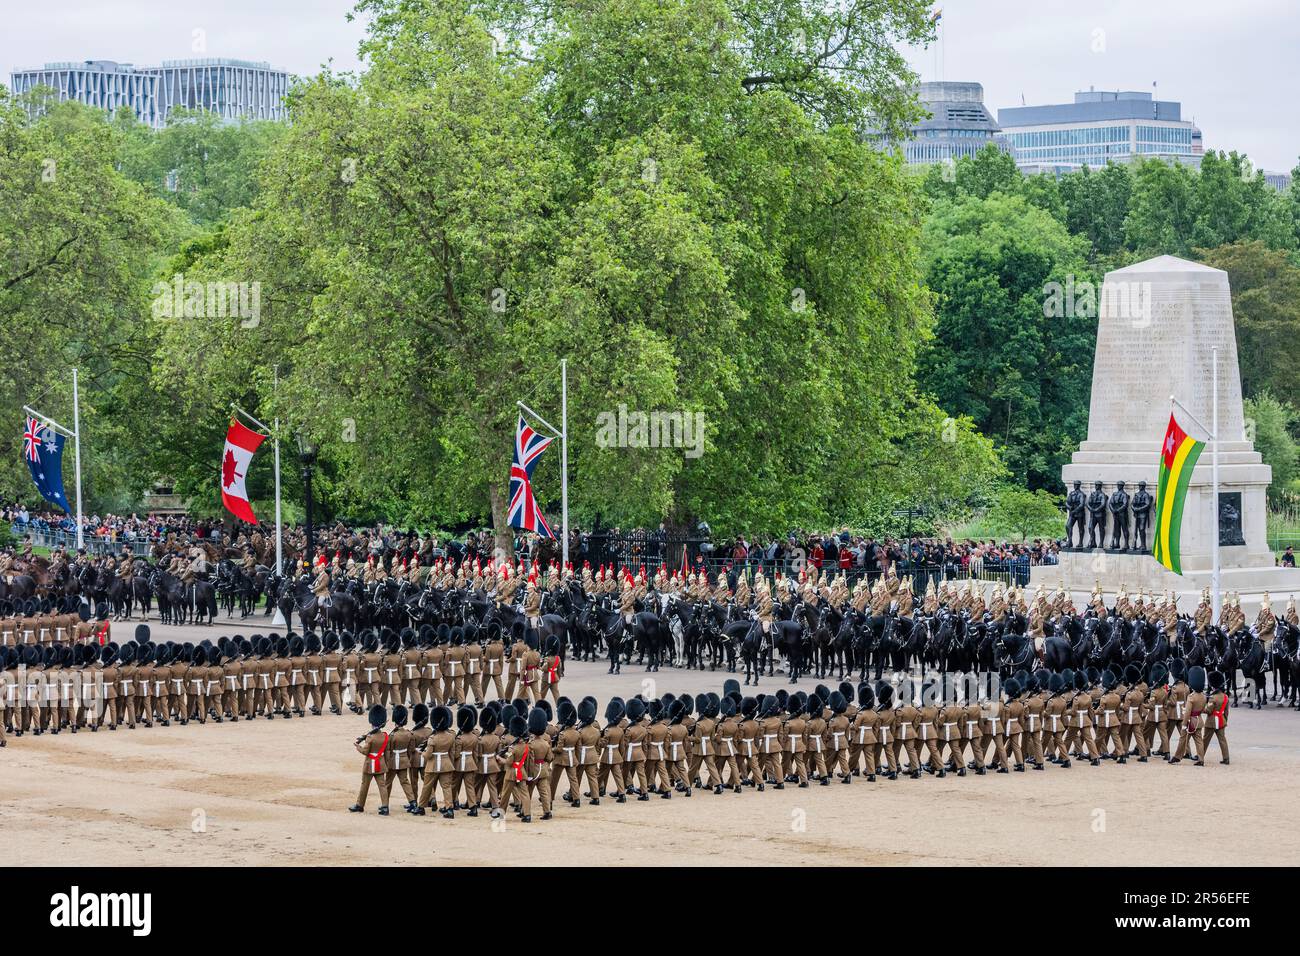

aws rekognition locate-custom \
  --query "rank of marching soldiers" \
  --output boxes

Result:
[595,406,705,459]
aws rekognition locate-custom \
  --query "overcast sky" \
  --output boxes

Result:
[2,0,1296,171]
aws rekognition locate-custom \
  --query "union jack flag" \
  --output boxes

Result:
[23,416,43,462]
[508,415,554,537]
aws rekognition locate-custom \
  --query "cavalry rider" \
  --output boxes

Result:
[1254,592,1275,638]
[619,571,638,636]
[311,555,332,609]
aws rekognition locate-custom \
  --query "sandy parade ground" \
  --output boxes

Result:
[5,617,1300,867]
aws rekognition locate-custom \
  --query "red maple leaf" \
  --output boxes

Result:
[222,449,244,489]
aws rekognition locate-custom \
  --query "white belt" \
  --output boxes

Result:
[562,746,576,766]
[156,681,168,694]
[429,752,449,773]
[986,716,1001,734]
[1102,710,1115,727]
[669,741,682,761]
[405,665,418,678]
[724,739,736,757]
[191,678,204,692]
[604,743,619,763]
[1154,704,1163,721]
[207,680,220,693]
[364,668,376,681]
[458,751,473,771]
[172,679,183,692]
[965,719,979,737]
[1027,714,1038,731]
[942,723,955,742]
[226,677,238,689]
[696,738,710,755]
[291,669,302,684]
[384,669,397,682]
[307,671,320,685]
[1049,715,1059,731]
[653,742,666,759]
[761,733,779,754]
[742,739,755,757]
[325,668,337,681]
[1127,706,1137,723]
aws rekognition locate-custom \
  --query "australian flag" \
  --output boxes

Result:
[23,416,71,512]
[508,415,554,537]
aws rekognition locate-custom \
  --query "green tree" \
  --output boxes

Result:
[1243,393,1298,506]
[1195,241,1300,408]
[918,192,1094,489]
[145,0,983,549]
[986,485,1062,541]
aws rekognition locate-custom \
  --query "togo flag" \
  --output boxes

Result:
[1152,412,1204,575]
[221,419,265,523]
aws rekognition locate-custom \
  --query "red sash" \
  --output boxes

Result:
[367,732,389,774]
[512,744,530,782]
[547,656,560,684]
[1211,693,1229,729]
[95,621,111,645]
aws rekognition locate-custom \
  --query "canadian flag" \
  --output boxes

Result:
[221,419,265,523]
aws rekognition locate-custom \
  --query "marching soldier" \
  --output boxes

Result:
[349,704,392,814]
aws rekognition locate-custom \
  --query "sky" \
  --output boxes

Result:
[2,0,1296,172]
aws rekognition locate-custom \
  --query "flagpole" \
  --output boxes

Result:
[72,368,84,551]
[561,359,569,568]
[273,367,283,576]
[1212,347,1220,621]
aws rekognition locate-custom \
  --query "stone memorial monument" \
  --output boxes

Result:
[1032,255,1298,614]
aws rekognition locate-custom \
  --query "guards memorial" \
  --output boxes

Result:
[1031,254,1299,615]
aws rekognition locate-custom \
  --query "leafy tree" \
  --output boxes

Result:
[1195,241,1300,408]
[1243,393,1298,506]
[146,0,984,550]
[0,96,177,508]
[918,192,1094,490]
[986,485,1062,541]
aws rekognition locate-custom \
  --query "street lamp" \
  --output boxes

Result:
[296,431,317,572]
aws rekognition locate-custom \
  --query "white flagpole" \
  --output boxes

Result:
[561,359,569,569]
[1212,347,1220,620]
[273,366,283,576]
[72,367,84,551]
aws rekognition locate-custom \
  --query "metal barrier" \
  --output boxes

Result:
[9,524,154,557]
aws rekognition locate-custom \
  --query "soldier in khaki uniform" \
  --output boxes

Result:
[349,705,392,814]
[385,704,418,811]
[1171,666,1209,765]
[417,705,457,817]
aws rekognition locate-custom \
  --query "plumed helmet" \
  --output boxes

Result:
[1101,669,1117,690]
[828,690,847,714]
[535,699,553,721]
[577,698,597,726]
[368,704,387,728]
[719,696,737,718]
[857,682,874,708]
[479,709,498,734]
[1149,662,1168,686]
[1187,665,1207,693]
[1208,669,1226,692]
[1048,673,1065,693]
[412,703,430,727]
[605,697,626,724]
[1004,677,1020,698]
[1073,670,1088,691]
[431,705,453,732]
[457,706,477,733]
[807,693,824,715]
[391,704,409,727]
[669,699,688,724]
[526,707,548,736]
[508,714,528,738]
[1124,663,1142,686]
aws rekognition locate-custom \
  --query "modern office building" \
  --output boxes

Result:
[899,81,1011,165]
[998,89,1198,171]
[9,58,288,127]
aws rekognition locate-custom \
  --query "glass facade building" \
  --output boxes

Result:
[997,90,1198,170]
[10,58,288,127]
[898,81,1011,166]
